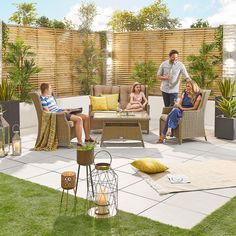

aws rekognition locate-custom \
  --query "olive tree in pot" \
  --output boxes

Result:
[215,78,236,139]
[0,79,19,142]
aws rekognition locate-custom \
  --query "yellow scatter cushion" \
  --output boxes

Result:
[131,158,168,174]
[101,94,119,111]
[89,96,108,111]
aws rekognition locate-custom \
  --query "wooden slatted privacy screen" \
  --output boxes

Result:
[2,25,101,97]
[112,28,222,96]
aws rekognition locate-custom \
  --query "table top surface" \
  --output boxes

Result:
[93,111,150,121]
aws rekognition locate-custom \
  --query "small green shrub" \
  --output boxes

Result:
[129,60,157,91]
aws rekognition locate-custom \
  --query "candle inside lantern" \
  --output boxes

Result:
[13,141,21,155]
[97,188,108,215]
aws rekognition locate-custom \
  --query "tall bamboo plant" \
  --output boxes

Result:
[5,38,41,102]
[76,2,104,95]
[129,61,157,91]
[187,42,219,89]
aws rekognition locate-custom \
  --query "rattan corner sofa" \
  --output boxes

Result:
[89,85,150,133]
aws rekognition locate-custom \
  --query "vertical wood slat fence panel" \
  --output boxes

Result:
[2,25,101,97]
[112,28,222,96]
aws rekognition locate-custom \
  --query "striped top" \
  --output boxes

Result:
[157,60,189,93]
[40,95,63,112]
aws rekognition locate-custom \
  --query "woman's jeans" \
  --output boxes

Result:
[162,108,182,135]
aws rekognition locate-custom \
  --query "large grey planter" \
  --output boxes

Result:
[215,115,236,140]
[0,100,20,142]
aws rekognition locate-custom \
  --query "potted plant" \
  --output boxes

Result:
[5,38,41,102]
[0,79,19,142]
[215,97,236,140]
[76,142,95,166]
[215,78,236,139]
[215,78,236,116]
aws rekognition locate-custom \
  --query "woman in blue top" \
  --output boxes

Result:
[158,80,202,143]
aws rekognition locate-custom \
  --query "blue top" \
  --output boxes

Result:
[182,91,194,108]
[40,95,63,112]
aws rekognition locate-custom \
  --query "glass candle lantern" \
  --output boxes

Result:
[87,150,118,218]
[12,124,22,156]
[0,107,10,157]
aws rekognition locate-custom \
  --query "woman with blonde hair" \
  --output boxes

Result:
[158,80,202,143]
[126,82,148,112]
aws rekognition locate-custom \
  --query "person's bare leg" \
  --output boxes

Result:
[128,107,143,112]
[70,115,83,145]
[125,104,143,112]
[166,127,172,136]
[77,114,91,140]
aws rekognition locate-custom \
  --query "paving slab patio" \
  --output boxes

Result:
[1,121,236,229]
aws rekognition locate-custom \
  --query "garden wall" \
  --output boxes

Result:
[112,28,222,96]
[3,26,222,97]
[2,25,101,97]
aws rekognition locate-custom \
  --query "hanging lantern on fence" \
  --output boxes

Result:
[12,124,22,156]
[87,150,118,218]
[0,106,10,157]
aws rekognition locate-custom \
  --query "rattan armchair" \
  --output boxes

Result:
[159,90,211,144]
[30,92,76,147]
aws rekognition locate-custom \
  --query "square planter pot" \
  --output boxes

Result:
[215,115,236,140]
[0,100,20,142]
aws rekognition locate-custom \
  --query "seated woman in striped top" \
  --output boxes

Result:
[40,83,94,146]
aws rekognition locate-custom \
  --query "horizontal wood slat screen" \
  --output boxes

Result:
[112,28,222,97]
[2,25,101,97]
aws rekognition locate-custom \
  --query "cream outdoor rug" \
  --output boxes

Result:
[139,160,236,195]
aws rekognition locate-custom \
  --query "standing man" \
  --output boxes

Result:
[157,49,191,107]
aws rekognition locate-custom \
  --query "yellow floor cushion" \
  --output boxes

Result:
[131,158,168,174]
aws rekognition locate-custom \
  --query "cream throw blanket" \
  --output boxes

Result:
[139,160,236,195]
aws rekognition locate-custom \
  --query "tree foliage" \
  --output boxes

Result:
[214,25,223,64]
[187,42,219,89]
[2,21,9,58]
[9,2,37,26]
[76,2,103,95]
[78,2,97,35]
[35,16,74,29]
[190,19,210,28]
[5,38,41,102]
[108,0,180,32]
[129,61,157,90]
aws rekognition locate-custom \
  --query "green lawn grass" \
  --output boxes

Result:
[1,172,236,236]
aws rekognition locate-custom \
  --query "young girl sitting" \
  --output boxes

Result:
[126,82,148,112]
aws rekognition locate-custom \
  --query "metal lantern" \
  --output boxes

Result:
[87,150,118,218]
[0,106,10,157]
[12,124,22,156]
